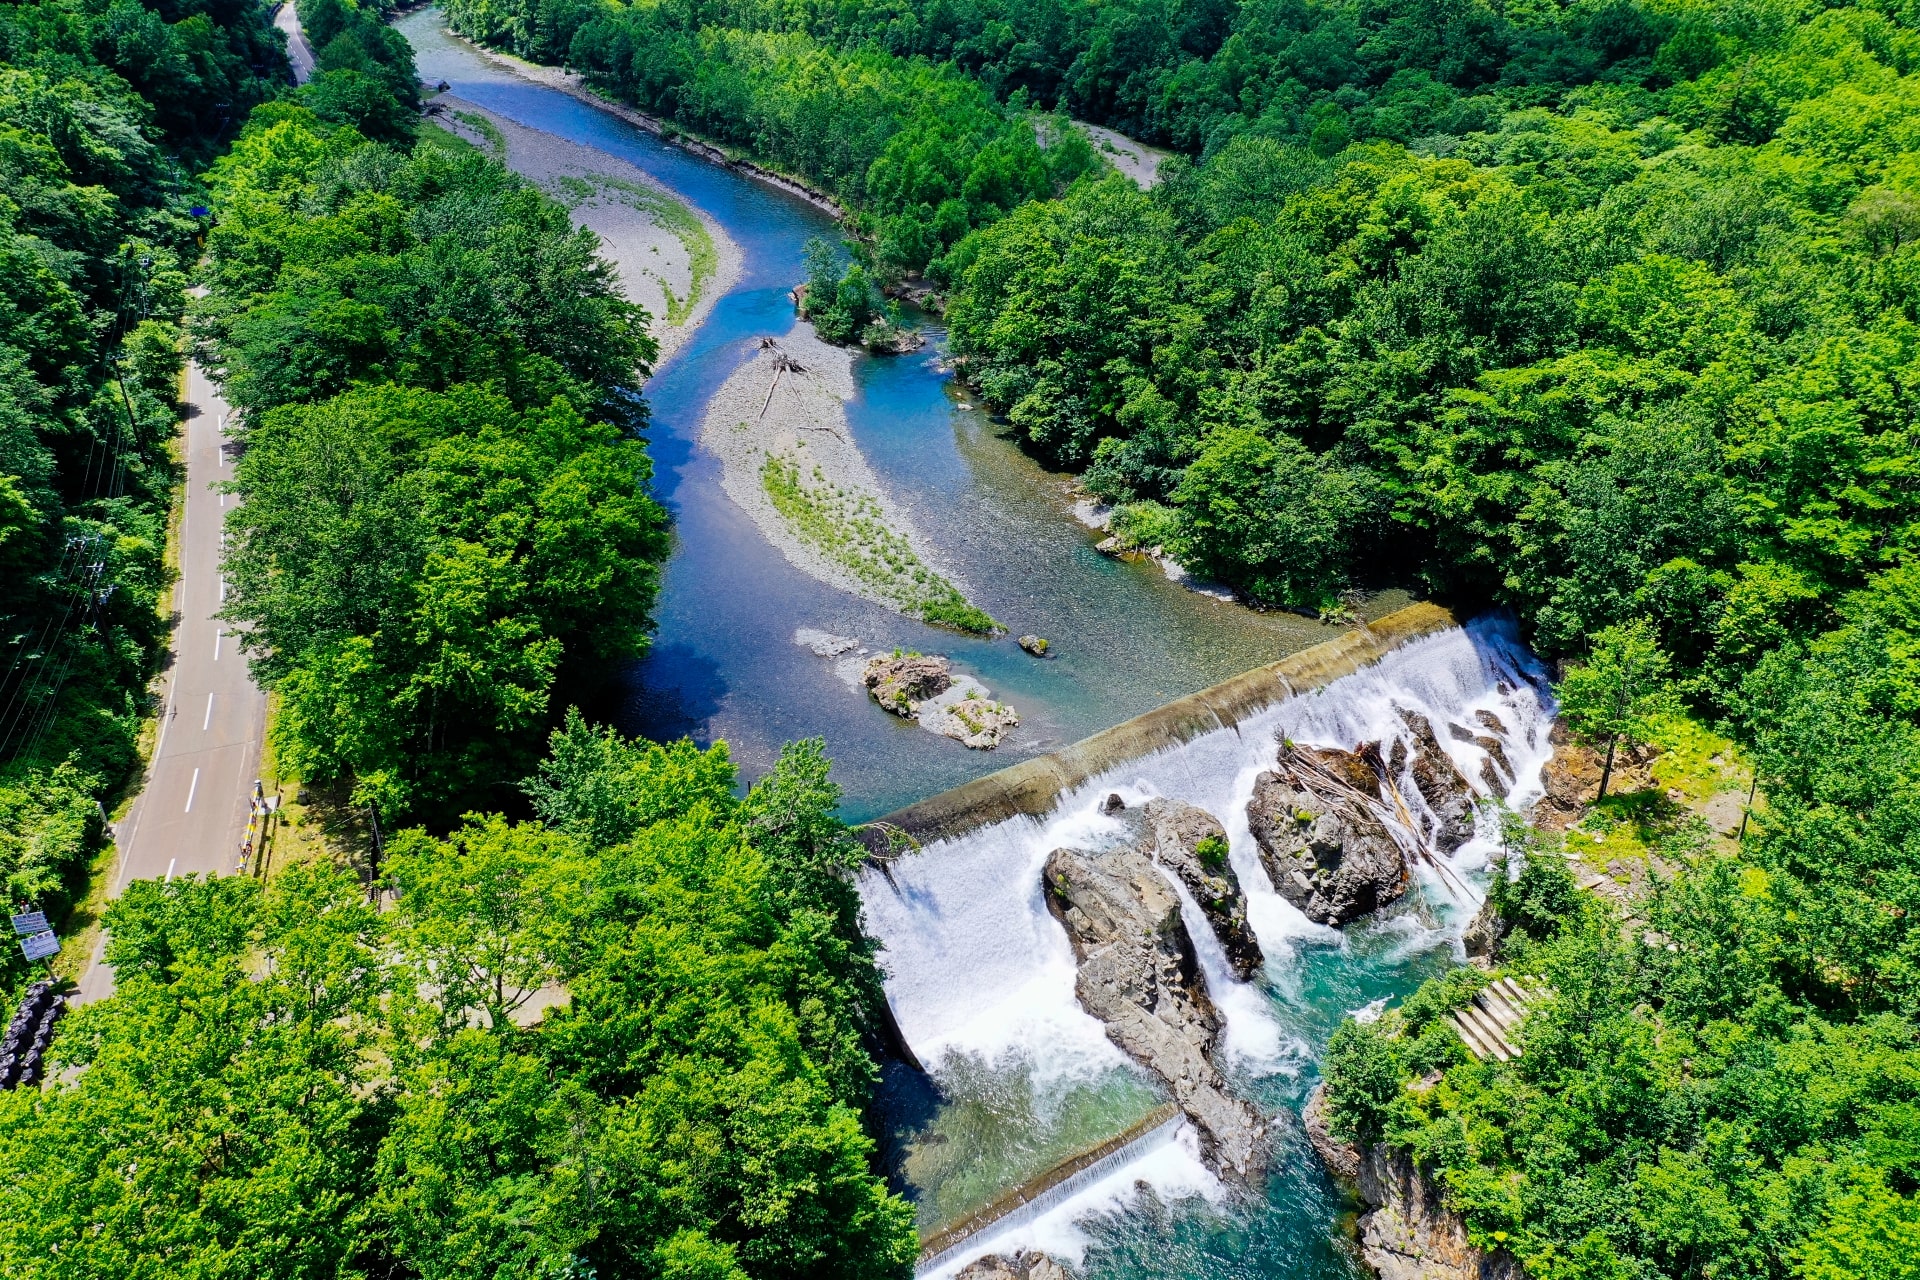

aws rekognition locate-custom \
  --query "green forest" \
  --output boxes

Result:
[0,2,915,1274]
[0,0,289,988]
[0,725,918,1279]
[9,0,1920,1275]
[196,97,667,825]
[434,0,1920,1276]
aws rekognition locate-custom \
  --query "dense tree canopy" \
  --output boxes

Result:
[12,0,1920,1274]
[949,0,1920,647]
[442,0,1685,157]
[0,729,918,1280]
[1324,605,1920,1278]
[296,0,422,143]
[445,0,1101,275]
[0,0,288,986]
[197,104,669,824]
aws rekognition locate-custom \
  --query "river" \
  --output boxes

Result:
[395,12,1533,1278]
[397,7,1409,822]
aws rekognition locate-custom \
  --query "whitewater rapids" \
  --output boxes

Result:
[858,616,1555,1274]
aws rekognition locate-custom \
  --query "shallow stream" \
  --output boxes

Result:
[396,14,1552,1276]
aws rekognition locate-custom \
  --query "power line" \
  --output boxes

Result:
[0,248,161,761]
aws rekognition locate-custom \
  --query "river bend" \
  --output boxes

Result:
[396,14,1537,1279]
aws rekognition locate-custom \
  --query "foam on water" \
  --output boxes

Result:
[861,616,1555,1266]
[1156,865,1288,1069]
[915,1122,1223,1280]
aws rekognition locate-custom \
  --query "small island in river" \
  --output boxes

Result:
[704,325,1000,634]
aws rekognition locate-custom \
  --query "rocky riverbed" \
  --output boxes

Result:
[863,652,1019,749]
[793,631,1020,749]
[704,327,998,632]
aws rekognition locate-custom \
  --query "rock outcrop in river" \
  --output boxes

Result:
[863,653,952,714]
[1042,821,1265,1177]
[861,653,1019,749]
[917,687,1021,750]
[1246,742,1408,926]
[1390,710,1480,854]
[956,1253,1070,1280]
[1140,798,1263,979]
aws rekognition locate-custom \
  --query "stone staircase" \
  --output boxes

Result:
[1449,977,1548,1062]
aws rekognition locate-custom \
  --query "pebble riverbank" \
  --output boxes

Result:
[702,325,989,625]
[427,96,741,366]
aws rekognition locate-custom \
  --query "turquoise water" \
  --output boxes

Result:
[862,620,1553,1278]
[399,8,1369,820]
[396,15,1492,1277]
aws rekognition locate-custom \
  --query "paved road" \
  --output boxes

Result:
[73,7,306,1005]
[75,365,268,1003]
[275,2,316,83]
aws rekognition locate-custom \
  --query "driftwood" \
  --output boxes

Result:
[1284,745,1483,906]
[756,342,810,419]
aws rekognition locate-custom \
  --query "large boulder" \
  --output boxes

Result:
[1532,719,1599,830]
[862,653,951,715]
[1391,711,1479,854]
[957,1253,1070,1280]
[1141,798,1264,980]
[1043,842,1265,1177]
[916,681,1020,749]
[1461,896,1509,968]
[1246,743,1408,926]
[1447,720,1514,795]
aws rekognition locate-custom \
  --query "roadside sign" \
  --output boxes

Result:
[9,911,48,937]
[19,932,58,962]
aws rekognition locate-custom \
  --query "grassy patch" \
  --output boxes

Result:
[255,698,376,883]
[760,451,1000,634]
[450,110,505,159]
[1568,715,1750,879]
[575,173,717,325]
[419,119,482,158]
[1648,714,1751,809]
[49,834,122,984]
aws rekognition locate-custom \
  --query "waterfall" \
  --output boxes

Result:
[1155,863,1288,1068]
[914,1111,1193,1278]
[860,616,1554,1271]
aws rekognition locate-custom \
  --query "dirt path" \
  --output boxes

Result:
[1036,117,1173,189]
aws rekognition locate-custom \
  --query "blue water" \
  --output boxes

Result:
[400,8,1372,819]
[397,15,1482,1280]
